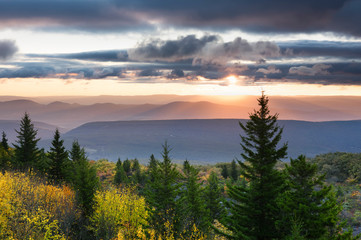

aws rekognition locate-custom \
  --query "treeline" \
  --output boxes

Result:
[0,94,360,239]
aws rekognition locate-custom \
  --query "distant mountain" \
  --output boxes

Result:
[0,120,62,144]
[37,119,361,164]
[0,100,245,128]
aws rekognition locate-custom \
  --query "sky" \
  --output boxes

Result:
[0,0,361,97]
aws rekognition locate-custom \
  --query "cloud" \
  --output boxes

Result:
[0,0,359,36]
[137,69,163,77]
[289,64,332,76]
[129,35,219,61]
[279,40,361,58]
[167,69,185,79]
[130,35,281,65]
[0,40,18,61]
[257,66,281,74]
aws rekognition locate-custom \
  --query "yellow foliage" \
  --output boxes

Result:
[0,171,78,240]
[90,187,150,240]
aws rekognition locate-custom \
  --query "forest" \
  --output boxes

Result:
[1,94,361,240]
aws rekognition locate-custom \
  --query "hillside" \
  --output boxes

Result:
[0,120,62,143]
[36,119,361,164]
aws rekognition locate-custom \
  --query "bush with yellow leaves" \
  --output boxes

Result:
[0,171,78,240]
[89,187,150,240]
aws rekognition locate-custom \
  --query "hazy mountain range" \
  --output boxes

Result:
[1,95,361,129]
[1,95,361,164]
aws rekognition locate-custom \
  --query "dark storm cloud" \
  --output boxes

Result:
[279,41,361,58]
[129,35,219,61]
[28,50,129,62]
[1,0,360,36]
[167,69,185,79]
[0,40,18,60]
[137,69,163,77]
[129,35,281,64]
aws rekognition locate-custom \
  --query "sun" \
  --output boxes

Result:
[226,75,238,85]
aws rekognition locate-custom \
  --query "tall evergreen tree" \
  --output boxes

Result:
[0,132,11,170]
[219,93,287,239]
[114,159,128,185]
[69,140,86,163]
[180,164,210,236]
[147,154,158,182]
[71,141,99,216]
[145,142,181,238]
[221,164,229,179]
[278,155,350,239]
[123,159,131,176]
[1,131,9,151]
[13,113,40,171]
[48,129,69,183]
[230,159,238,182]
[36,148,50,176]
[205,171,224,222]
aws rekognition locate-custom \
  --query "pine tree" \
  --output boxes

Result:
[205,171,224,222]
[230,159,238,182]
[36,148,50,176]
[147,154,158,182]
[180,164,210,236]
[0,132,11,170]
[219,93,287,239]
[221,164,229,179]
[71,141,99,216]
[183,159,191,174]
[1,131,9,151]
[13,112,40,171]
[145,142,181,238]
[69,140,86,163]
[113,159,128,185]
[123,159,131,176]
[48,129,69,183]
[278,155,348,239]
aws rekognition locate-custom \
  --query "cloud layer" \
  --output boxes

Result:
[0,0,360,36]
[0,40,18,61]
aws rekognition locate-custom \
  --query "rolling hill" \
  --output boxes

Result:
[35,119,361,164]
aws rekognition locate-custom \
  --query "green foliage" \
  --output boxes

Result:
[114,159,128,185]
[310,152,361,183]
[36,148,51,176]
[1,131,9,151]
[180,165,210,236]
[230,160,238,182]
[278,155,354,239]
[205,171,224,222]
[13,112,41,171]
[71,141,99,216]
[219,93,287,239]
[145,142,181,238]
[48,129,70,183]
[221,164,229,179]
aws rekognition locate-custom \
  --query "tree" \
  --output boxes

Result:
[219,93,287,239]
[1,132,9,151]
[145,142,181,238]
[180,164,210,236]
[278,155,351,239]
[230,159,238,182]
[0,132,11,171]
[205,171,224,222]
[123,159,131,176]
[48,129,69,183]
[13,113,40,171]
[113,159,128,185]
[221,164,229,179]
[71,141,99,216]
[69,140,86,163]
